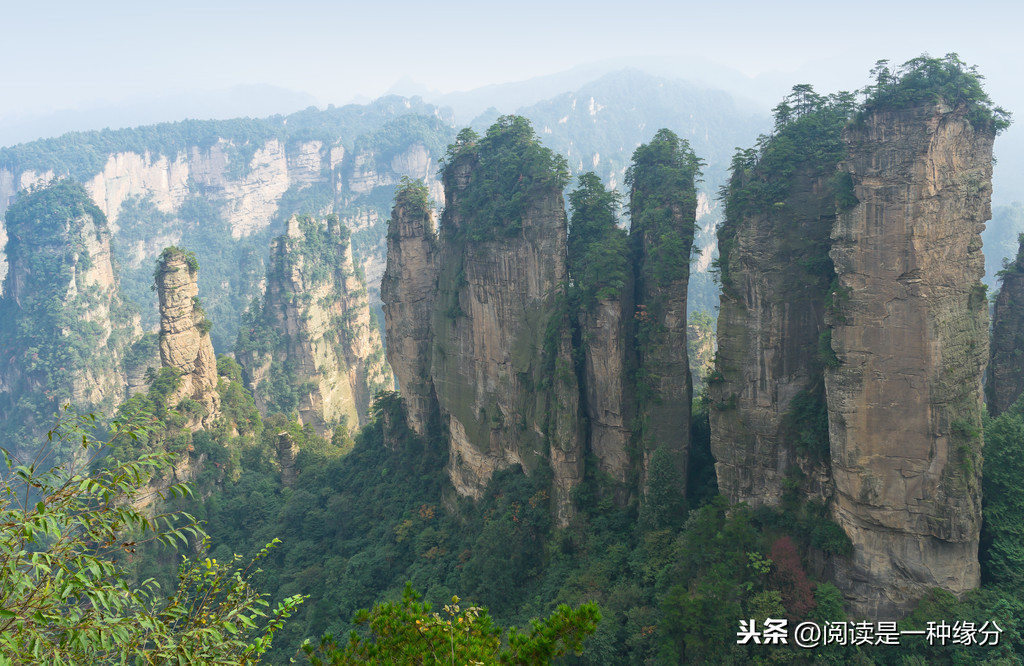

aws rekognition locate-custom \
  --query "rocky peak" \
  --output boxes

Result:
[385,119,584,526]
[236,214,390,432]
[988,235,1024,416]
[626,129,700,498]
[155,247,220,428]
[381,180,438,435]
[826,100,993,617]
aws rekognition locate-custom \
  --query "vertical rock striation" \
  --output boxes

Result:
[381,182,438,435]
[578,296,634,487]
[155,247,220,428]
[826,101,992,617]
[432,139,582,525]
[988,236,1024,416]
[236,214,390,432]
[711,171,835,506]
[709,96,851,507]
[384,118,584,525]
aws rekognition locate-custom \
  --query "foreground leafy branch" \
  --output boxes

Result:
[0,407,304,664]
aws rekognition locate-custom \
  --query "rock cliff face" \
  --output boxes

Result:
[988,236,1024,416]
[124,333,161,397]
[578,296,633,487]
[711,167,837,507]
[155,248,221,428]
[826,102,992,617]
[627,129,700,495]
[384,120,585,525]
[380,184,438,435]
[384,121,702,525]
[237,214,389,431]
[0,181,139,453]
[0,107,453,344]
[432,151,582,525]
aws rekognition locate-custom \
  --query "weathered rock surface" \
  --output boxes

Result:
[578,296,633,487]
[237,214,390,431]
[711,169,835,506]
[988,237,1024,415]
[125,333,161,397]
[384,129,584,525]
[155,248,220,427]
[0,181,138,454]
[826,102,992,618]
[381,190,438,435]
[276,431,299,488]
[432,157,583,524]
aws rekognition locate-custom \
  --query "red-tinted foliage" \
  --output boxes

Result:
[769,536,816,619]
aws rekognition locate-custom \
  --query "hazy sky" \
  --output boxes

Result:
[5,0,1021,123]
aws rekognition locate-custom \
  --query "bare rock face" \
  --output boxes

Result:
[125,333,161,398]
[711,169,836,507]
[0,180,139,454]
[155,248,220,427]
[988,237,1024,416]
[578,296,633,487]
[432,156,583,524]
[383,121,584,525]
[381,185,438,434]
[826,102,992,618]
[276,431,299,487]
[237,214,389,431]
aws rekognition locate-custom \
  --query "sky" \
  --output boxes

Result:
[3,0,1022,153]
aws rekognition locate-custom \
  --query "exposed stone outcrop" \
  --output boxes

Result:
[125,333,161,397]
[0,180,139,454]
[711,167,836,507]
[155,247,220,427]
[384,120,585,525]
[826,101,992,618]
[432,152,583,525]
[236,214,390,432]
[380,185,438,434]
[627,129,699,496]
[988,236,1024,416]
[276,431,299,488]
[578,296,633,487]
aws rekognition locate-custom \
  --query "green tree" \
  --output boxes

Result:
[302,583,600,665]
[981,397,1024,589]
[0,409,303,663]
[567,172,629,309]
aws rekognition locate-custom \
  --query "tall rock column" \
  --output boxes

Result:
[236,214,389,432]
[709,95,851,507]
[567,172,634,492]
[988,236,1024,416]
[381,181,438,434]
[424,119,583,526]
[627,129,700,495]
[711,171,836,506]
[155,247,220,427]
[826,102,993,617]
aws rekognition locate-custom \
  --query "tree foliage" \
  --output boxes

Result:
[303,583,599,665]
[567,172,629,309]
[860,53,1011,133]
[442,116,569,242]
[0,409,303,663]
